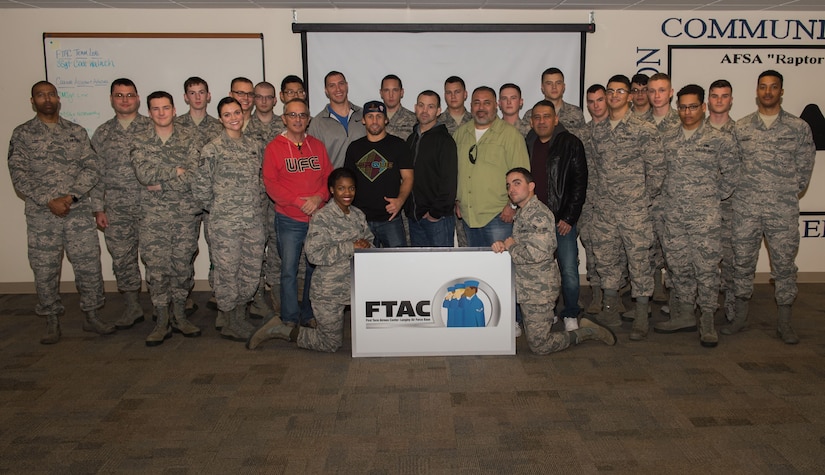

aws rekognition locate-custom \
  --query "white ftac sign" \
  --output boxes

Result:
[351,248,515,357]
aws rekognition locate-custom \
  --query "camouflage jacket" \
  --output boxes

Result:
[90,114,154,211]
[509,195,559,305]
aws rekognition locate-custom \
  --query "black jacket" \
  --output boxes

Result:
[404,123,458,220]
[525,125,588,225]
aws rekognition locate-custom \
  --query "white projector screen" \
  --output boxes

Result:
[301,28,586,118]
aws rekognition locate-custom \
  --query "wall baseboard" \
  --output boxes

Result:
[2,273,825,294]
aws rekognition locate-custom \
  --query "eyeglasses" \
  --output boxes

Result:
[254,94,275,102]
[112,93,137,99]
[677,104,702,112]
[631,88,647,94]
[606,88,629,96]
[469,144,477,164]
[231,90,254,98]
[283,89,306,98]
[284,112,309,119]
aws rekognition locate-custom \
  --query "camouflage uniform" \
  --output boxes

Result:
[661,123,738,314]
[131,126,206,308]
[192,131,265,311]
[8,117,105,315]
[578,120,600,288]
[437,110,473,135]
[386,106,417,139]
[90,114,154,292]
[299,203,373,352]
[589,112,665,297]
[706,117,737,316]
[175,113,223,141]
[244,115,286,309]
[732,109,815,305]
[508,195,567,354]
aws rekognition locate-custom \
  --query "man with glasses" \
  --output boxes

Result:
[90,78,154,331]
[454,86,530,247]
[279,75,306,104]
[176,76,222,140]
[263,98,333,330]
[9,81,114,344]
[588,75,665,341]
[308,71,366,168]
[629,73,651,117]
[229,77,256,129]
[726,70,815,344]
[658,84,738,347]
[380,74,417,139]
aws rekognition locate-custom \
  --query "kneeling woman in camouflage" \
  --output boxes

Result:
[247,168,373,351]
[192,97,265,342]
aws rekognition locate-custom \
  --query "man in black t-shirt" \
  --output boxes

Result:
[344,101,414,247]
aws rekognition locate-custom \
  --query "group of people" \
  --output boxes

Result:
[8,65,814,354]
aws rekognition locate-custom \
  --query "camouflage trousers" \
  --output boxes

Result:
[578,204,600,287]
[101,203,142,292]
[650,202,666,274]
[26,205,105,315]
[139,213,200,307]
[263,204,281,290]
[297,299,345,353]
[732,203,799,306]
[210,223,265,311]
[719,199,734,296]
[590,206,654,297]
[663,214,721,314]
[521,303,571,355]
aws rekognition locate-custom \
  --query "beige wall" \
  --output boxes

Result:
[1,8,823,290]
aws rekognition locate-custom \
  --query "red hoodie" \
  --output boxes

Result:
[263,133,332,223]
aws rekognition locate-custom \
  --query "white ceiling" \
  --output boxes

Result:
[0,0,822,10]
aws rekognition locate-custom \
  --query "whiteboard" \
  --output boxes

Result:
[43,33,265,135]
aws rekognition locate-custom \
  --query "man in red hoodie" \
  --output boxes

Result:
[263,98,333,328]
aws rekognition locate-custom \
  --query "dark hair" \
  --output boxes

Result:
[418,90,441,108]
[677,84,705,103]
[111,78,137,95]
[324,71,346,85]
[630,73,649,86]
[542,67,564,80]
[147,90,174,108]
[31,80,55,97]
[607,74,631,89]
[445,76,466,89]
[709,79,733,92]
[281,75,305,91]
[586,84,606,94]
[758,69,783,88]
[328,167,357,189]
[230,77,253,89]
[382,74,403,90]
[507,167,534,183]
[472,86,497,100]
[217,96,242,116]
[499,83,521,96]
[184,76,208,93]
[531,99,556,113]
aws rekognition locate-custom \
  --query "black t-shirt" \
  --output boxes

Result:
[344,134,413,221]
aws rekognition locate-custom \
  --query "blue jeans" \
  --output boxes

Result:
[275,213,315,325]
[368,217,407,248]
[557,224,581,318]
[462,213,513,248]
[409,215,455,247]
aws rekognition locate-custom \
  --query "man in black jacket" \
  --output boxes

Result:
[405,90,458,247]
[525,100,588,331]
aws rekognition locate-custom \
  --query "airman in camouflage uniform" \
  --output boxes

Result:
[653,85,739,348]
[492,168,615,355]
[437,76,473,136]
[725,70,815,344]
[175,111,222,140]
[380,75,417,140]
[132,91,207,346]
[523,68,587,140]
[8,81,114,344]
[247,168,374,352]
[192,97,265,342]
[91,78,154,330]
[589,75,665,340]
[499,83,532,138]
